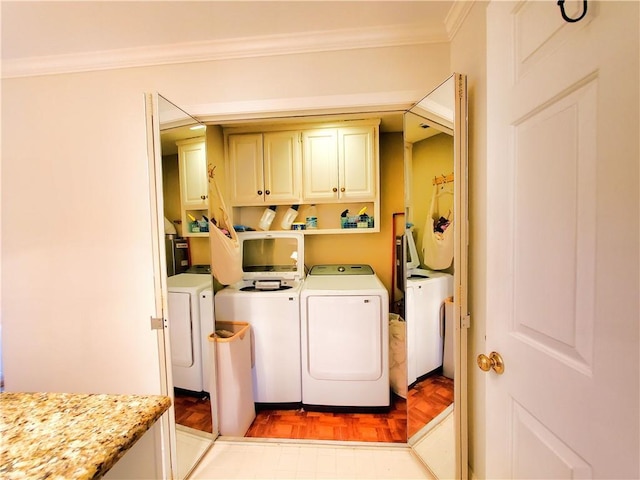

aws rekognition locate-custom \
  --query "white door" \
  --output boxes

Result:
[485,2,639,478]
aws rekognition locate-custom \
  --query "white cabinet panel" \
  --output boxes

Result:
[228,132,301,205]
[177,137,208,237]
[338,126,376,201]
[303,126,377,203]
[177,138,207,208]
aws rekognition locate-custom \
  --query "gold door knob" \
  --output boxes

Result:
[477,351,505,375]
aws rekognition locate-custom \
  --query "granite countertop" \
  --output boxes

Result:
[0,392,171,480]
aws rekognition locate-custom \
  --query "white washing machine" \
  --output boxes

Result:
[301,264,389,409]
[405,270,453,385]
[167,273,213,392]
[215,232,304,405]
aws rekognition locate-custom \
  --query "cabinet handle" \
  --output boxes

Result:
[332,187,338,193]
[340,187,345,192]
[265,190,271,195]
[258,190,263,195]
[200,195,207,200]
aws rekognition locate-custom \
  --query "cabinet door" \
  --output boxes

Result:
[338,126,376,201]
[178,139,208,208]
[228,134,264,205]
[302,129,339,202]
[263,131,302,203]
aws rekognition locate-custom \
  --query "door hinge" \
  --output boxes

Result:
[461,314,471,329]
[150,316,165,330]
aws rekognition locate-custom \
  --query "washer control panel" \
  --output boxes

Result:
[308,264,374,275]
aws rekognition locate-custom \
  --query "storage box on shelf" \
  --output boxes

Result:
[231,202,378,234]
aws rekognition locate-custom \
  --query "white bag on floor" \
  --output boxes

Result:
[389,314,407,399]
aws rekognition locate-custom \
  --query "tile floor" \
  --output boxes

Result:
[188,439,434,479]
[410,409,454,480]
[177,426,215,480]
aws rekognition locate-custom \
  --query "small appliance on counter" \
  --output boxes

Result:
[166,234,189,277]
[165,217,189,277]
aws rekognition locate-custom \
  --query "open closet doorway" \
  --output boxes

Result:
[149,84,468,480]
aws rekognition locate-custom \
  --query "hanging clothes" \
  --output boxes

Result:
[422,183,454,270]
[208,171,243,285]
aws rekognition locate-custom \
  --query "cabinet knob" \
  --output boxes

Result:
[258,190,263,195]
[340,187,345,192]
[265,190,271,195]
[200,195,207,200]
[332,187,338,193]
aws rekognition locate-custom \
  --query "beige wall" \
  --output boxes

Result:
[1,42,449,394]
[450,2,489,478]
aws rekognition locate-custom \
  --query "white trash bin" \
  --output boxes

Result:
[209,321,255,436]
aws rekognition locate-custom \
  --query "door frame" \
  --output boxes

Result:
[148,89,469,478]
[145,92,179,480]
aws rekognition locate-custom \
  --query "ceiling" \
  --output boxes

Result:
[2,1,459,151]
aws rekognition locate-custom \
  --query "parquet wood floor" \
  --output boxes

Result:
[407,374,454,438]
[245,394,408,443]
[173,389,213,434]
[173,373,453,442]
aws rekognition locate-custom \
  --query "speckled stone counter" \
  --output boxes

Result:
[0,392,171,480]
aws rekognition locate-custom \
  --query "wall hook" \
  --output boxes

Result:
[557,0,588,23]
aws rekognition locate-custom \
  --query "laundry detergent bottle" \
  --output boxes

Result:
[258,205,277,230]
[280,205,299,230]
[305,204,318,229]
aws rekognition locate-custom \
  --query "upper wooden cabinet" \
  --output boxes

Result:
[177,138,208,208]
[302,126,377,203]
[228,131,302,206]
[177,137,208,237]
[225,120,380,234]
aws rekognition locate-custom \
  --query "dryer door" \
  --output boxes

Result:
[168,292,194,367]
[306,295,382,381]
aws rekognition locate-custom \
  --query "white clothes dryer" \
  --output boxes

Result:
[214,232,304,405]
[167,273,213,392]
[301,264,389,409]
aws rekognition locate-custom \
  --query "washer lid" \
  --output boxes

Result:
[238,231,305,281]
[308,264,374,275]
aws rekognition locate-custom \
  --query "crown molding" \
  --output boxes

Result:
[445,0,475,40]
[2,24,448,79]
[186,90,425,124]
